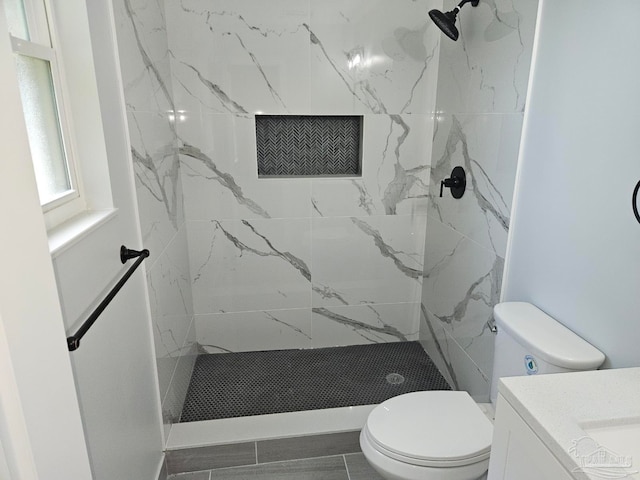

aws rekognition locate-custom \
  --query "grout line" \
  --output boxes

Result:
[145,221,185,272]
[242,452,361,469]
[421,302,490,382]
[205,454,352,474]
[254,441,258,465]
[425,212,505,259]
[192,300,424,317]
[343,454,352,480]
[441,328,490,382]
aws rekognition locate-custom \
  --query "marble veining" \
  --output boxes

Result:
[312,215,425,308]
[211,220,311,282]
[263,311,313,340]
[146,227,194,397]
[351,217,421,280]
[311,198,325,216]
[351,180,375,215]
[167,0,311,115]
[430,115,511,254]
[196,343,233,354]
[420,304,460,389]
[179,143,271,219]
[177,60,249,114]
[380,115,429,215]
[311,284,350,306]
[313,307,408,343]
[115,0,196,437]
[122,0,175,112]
[131,145,180,230]
[188,219,312,314]
[308,0,441,115]
[233,34,289,111]
[430,255,502,328]
[121,0,442,365]
[126,110,184,263]
[305,23,385,114]
[436,0,538,114]
[484,0,526,111]
[311,114,433,218]
[420,218,505,398]
[419,0,537,399]
[194,309,313,353]
[305,22,438,115]
[421,216,504,382]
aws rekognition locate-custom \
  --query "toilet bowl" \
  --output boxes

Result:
[360,302,606,480]
[360,391,492,480]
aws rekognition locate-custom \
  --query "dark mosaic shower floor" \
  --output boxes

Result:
[180,341,451,422]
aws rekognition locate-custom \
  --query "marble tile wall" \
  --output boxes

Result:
[164,0,443,353]
[113,0,196,439]
[420,0,539,400]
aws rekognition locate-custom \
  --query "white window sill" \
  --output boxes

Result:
[48,209,118,258]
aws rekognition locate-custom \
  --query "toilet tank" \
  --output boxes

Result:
[490,302,605,404]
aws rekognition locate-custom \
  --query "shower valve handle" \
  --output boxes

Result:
[439,166,467,199]
[440,177,461,195]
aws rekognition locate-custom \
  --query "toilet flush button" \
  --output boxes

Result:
[524,355,538,375]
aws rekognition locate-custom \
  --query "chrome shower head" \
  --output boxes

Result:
[429,0,480,42]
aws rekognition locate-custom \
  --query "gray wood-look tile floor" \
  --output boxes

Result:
[164,432,384,480]
[167,453,382,480]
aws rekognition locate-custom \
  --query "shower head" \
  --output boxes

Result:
[429,0,480,42]
[429,8,460,41]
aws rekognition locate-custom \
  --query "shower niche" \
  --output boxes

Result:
[256,115,363,177]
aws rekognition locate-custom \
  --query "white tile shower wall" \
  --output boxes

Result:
[167,0,443,352]
[146,226,196,426]
[113,0,195,438]
[419,306,491,400]
[420,0,538,400]
[429,114,523,256]
[311,215,426,307]
[421,219,502,380]
[312,303,421,349]
[127,110,184,257]
[188,218,312,314]
[436,0,538,115]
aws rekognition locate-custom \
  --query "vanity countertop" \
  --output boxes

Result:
[498,367,640,480]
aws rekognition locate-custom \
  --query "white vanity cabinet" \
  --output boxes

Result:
[487,394,574,480]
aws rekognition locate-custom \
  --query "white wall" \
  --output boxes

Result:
[1,0,165,478]
[0,5,93,477]
[55,1,165,478]
[503,0,640,368]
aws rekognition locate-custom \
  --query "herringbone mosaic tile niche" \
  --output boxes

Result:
[256,115,363,177]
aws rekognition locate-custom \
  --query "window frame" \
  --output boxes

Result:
[8,0,87,227]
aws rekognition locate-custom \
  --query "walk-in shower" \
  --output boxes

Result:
[113,0,540,452]
[114,0,452,444]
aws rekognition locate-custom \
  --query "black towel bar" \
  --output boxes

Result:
[67,245,149,352]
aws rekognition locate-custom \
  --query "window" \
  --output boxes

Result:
[3,0,85,224]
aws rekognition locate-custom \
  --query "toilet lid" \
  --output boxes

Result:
[366,391,492,465]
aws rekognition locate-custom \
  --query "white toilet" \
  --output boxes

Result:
[360,302,605,480]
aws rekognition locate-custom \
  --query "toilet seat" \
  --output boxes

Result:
[364,391,493,468]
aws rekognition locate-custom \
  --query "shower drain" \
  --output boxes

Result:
[385,373,405,385]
